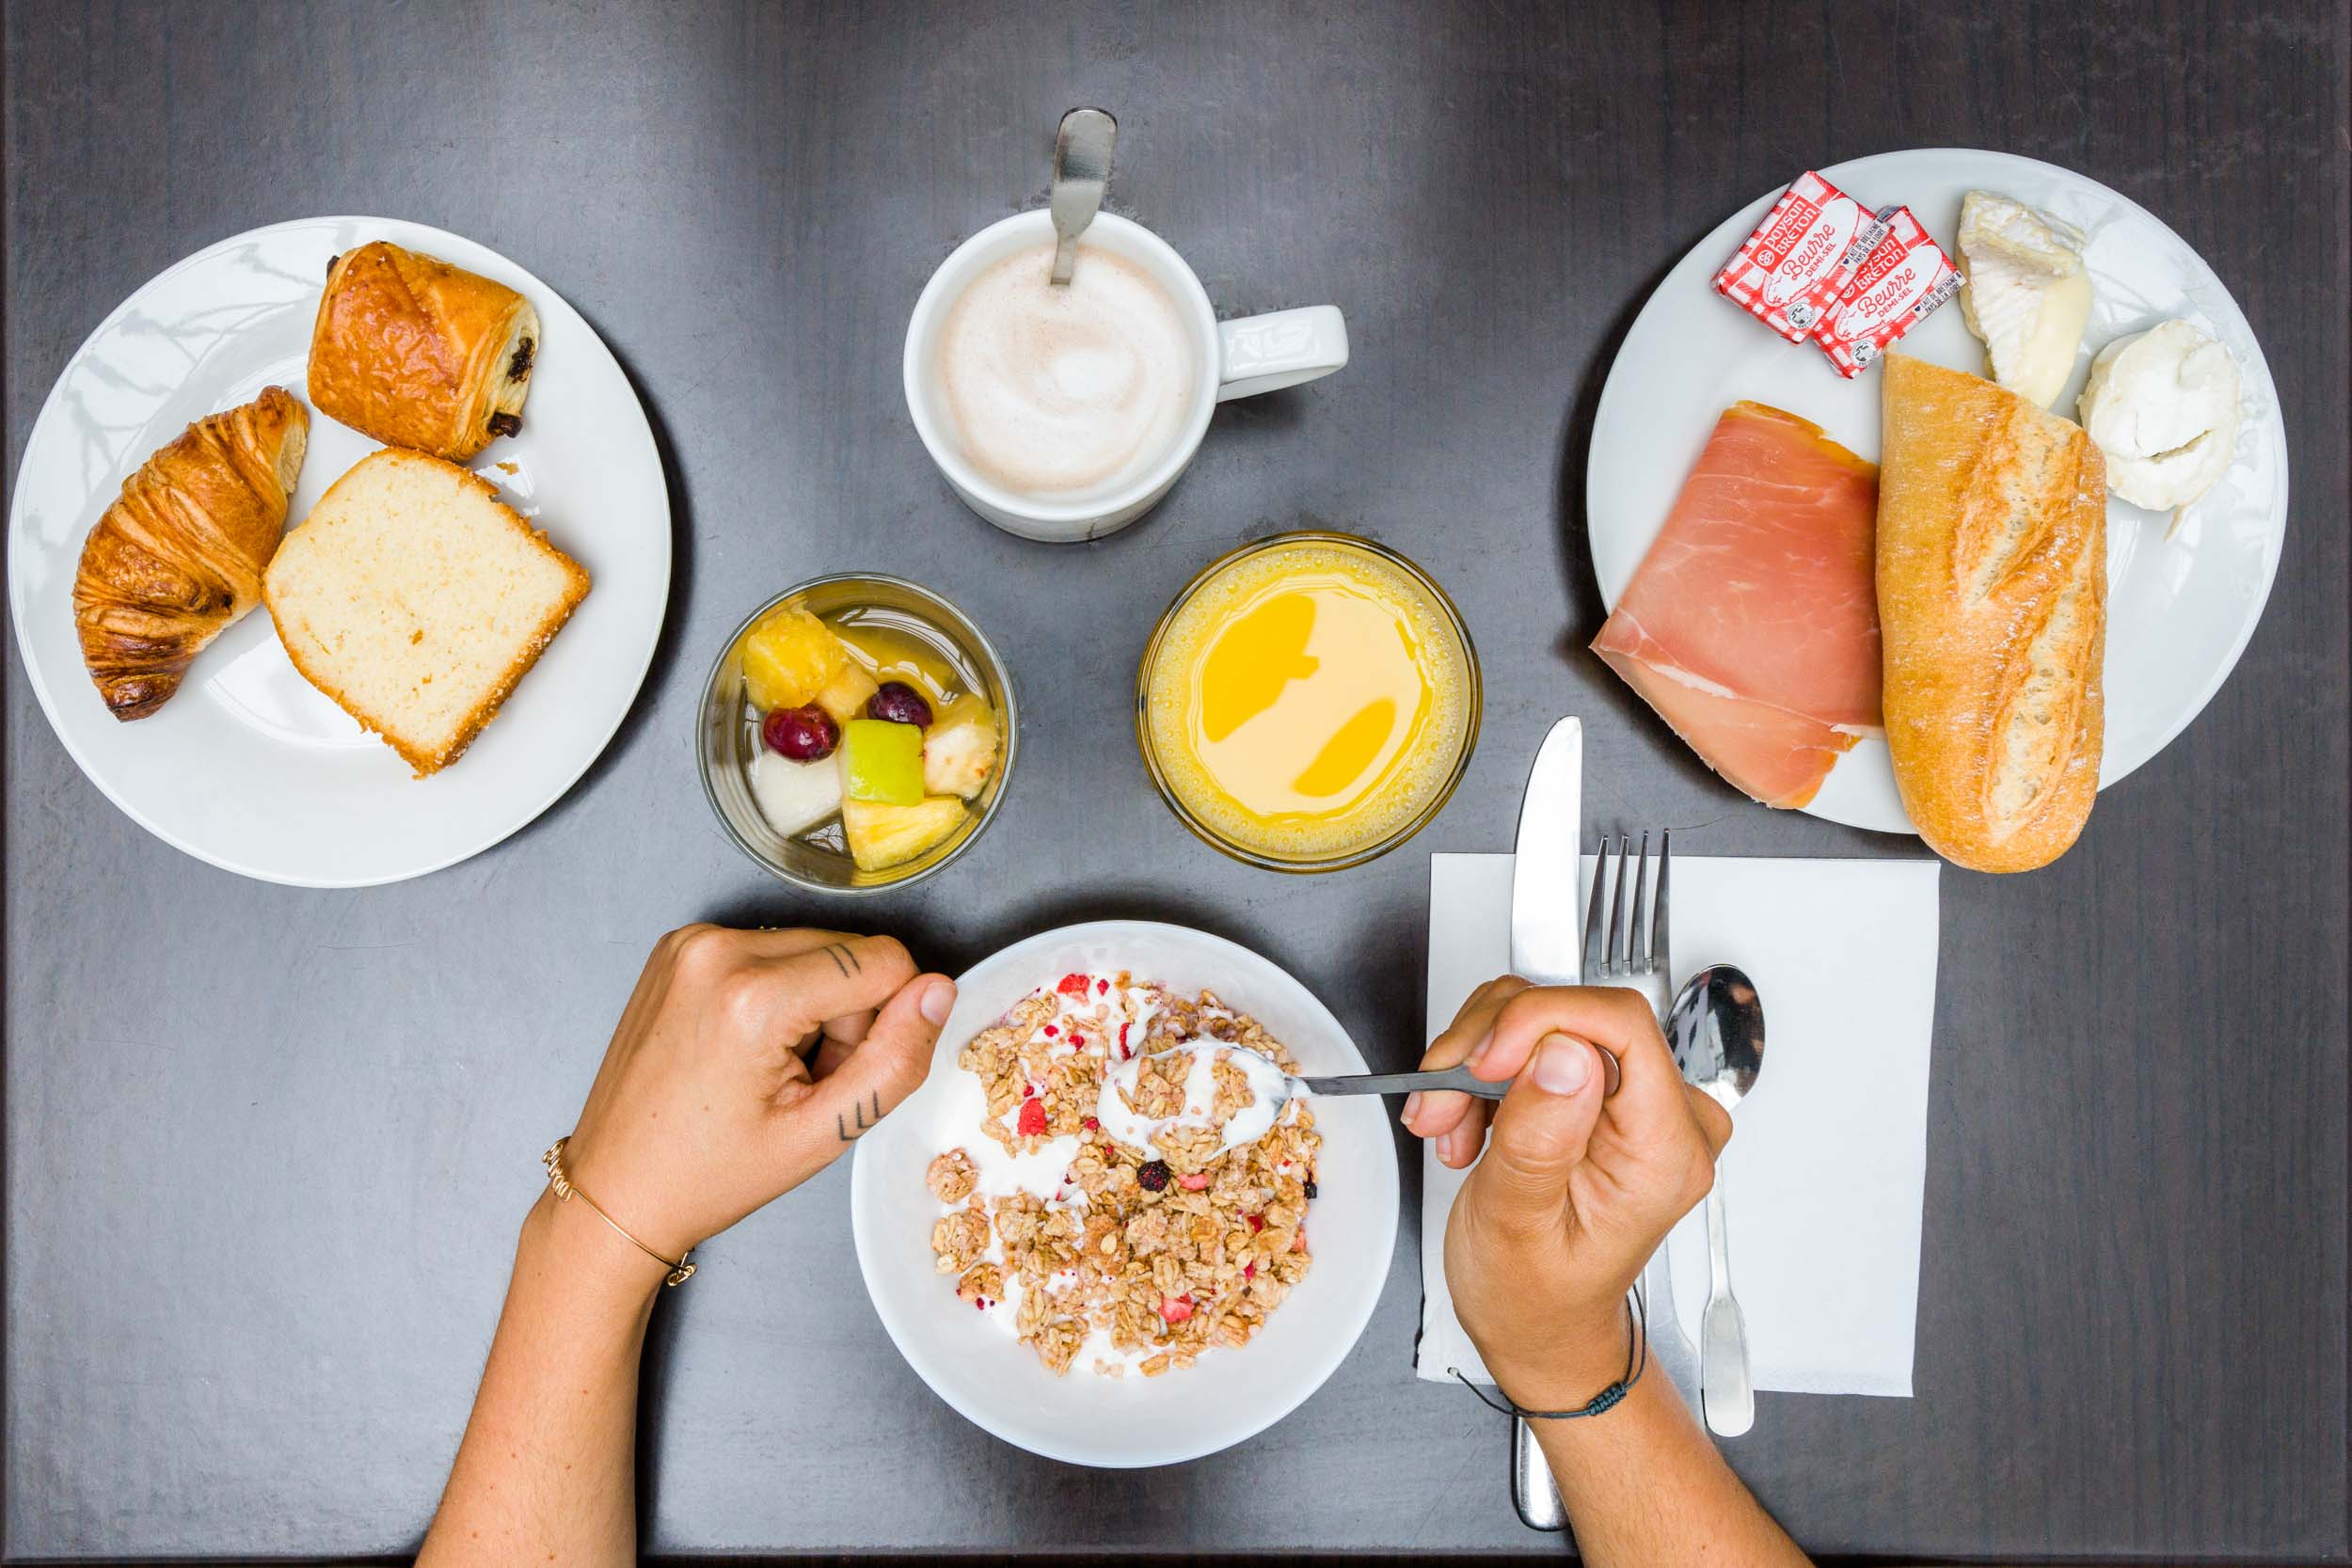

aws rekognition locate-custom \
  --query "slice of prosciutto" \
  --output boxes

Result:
[1592,401,1881,810]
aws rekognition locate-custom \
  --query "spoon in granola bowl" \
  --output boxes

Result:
[1095,1038,1623,1163]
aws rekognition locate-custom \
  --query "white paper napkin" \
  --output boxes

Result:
[1417,852,1940,1398]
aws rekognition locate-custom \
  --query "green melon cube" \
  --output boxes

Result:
[839,719,925,805]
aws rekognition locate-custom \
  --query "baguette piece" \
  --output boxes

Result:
[1877,355,2106,872]
[263,449,588,776]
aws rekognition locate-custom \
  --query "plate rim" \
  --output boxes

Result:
[5,214,673,887]
[1584,146,2291,835]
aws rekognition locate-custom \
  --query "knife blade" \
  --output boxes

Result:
[1504,718,1581,1532]
[1509,718,1582,988]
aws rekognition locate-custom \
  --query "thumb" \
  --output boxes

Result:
[1471,1034,1605,1220]
[771,973,956,1187]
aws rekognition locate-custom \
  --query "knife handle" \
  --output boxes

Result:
[1511,1417,1566,1530]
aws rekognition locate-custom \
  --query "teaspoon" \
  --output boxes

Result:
[1047,107,1117,285]
[1663,963,1767,1437]
[1124,1043,1624,1109]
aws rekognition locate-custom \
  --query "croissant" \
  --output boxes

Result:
[308,240,538,460]
[72,387,309,720]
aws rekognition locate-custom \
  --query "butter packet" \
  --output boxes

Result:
[1712,171,1890,342]
[1812,206,1963,377]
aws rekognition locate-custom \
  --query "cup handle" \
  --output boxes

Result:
[1215,306,1349,403]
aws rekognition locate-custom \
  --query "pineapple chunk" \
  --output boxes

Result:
[841,796,967,872]
[813,660,881,726]
[740,607,850,711]
[922,703,1001,799]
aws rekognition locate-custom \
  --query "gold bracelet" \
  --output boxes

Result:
[541,1136,695,1286]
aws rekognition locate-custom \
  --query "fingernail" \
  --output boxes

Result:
[920,979,956,1025]
[1465,1030,1494,1068]
[1531,1034,1592,1095]
[1436,1127,1463,1164]
[1401,1091,1423,1127]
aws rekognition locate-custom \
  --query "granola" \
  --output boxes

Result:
[927,972,1320,1377]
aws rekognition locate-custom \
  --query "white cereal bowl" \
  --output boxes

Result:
[850,920,1398,1467]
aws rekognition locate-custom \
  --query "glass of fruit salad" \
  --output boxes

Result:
[698,576,1016,892]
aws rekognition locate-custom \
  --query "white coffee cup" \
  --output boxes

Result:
[904,211,1348,542]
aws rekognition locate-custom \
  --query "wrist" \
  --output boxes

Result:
[523,1187,672,1309]
[1477,1300,1639,1413]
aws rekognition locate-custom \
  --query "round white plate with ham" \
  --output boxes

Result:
[1587,148,2288,836]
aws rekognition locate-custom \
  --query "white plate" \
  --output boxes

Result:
[6,216,670,885]
[1587,149,2288,834]
[850,921,1398,1468]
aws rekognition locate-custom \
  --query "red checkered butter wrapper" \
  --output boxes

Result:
[1811,206,1963,377]
[1711,171,1889,343]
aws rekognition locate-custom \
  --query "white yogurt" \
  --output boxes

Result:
[1094,1040,1291,1161]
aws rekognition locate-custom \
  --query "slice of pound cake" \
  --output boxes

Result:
[264,448,590,775]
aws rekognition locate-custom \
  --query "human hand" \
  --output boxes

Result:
[1403,980,1731,1405]
[560,925,956,1263]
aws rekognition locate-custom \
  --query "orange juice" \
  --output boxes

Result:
[1139,534,1477,867]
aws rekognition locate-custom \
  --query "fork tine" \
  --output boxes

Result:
[1609,835,1631,977]
[1582,833,1610,977]
[1630,831,1651,974]
[1652,829,1672,982]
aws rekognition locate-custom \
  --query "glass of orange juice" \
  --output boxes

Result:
[1136,531,1481,871]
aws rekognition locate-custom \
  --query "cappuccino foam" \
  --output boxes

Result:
[935,242,1199,501]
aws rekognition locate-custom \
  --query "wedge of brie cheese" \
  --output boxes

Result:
[2076,319,2242,513]
[1956,190,2092,408]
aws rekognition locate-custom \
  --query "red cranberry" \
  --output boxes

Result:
[761,704,839,761]
[866,681,933,727]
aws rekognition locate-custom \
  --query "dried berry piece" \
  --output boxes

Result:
[1137,1160,1171,1192]
[1016,1100,1049,1137]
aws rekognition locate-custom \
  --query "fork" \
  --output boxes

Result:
[1585,830,1671,1016]
[1581,831,1704,1414]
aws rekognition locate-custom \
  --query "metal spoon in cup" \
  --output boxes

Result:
[1048,107,1118,285]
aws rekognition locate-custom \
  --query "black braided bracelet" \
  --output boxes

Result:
[1451,1282,1648,1420]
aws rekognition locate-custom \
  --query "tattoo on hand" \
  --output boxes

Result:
[835,1090,883,1143]
[821,942,859,977]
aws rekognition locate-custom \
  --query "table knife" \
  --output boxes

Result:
[1504,718,1581,1532]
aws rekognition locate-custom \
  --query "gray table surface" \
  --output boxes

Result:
[6,0,2348,1560]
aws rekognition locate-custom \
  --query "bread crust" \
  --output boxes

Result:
[72,387,309,719]
[1877,355,2107,872]
[262,450,589,777]
[307,242,537,461]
